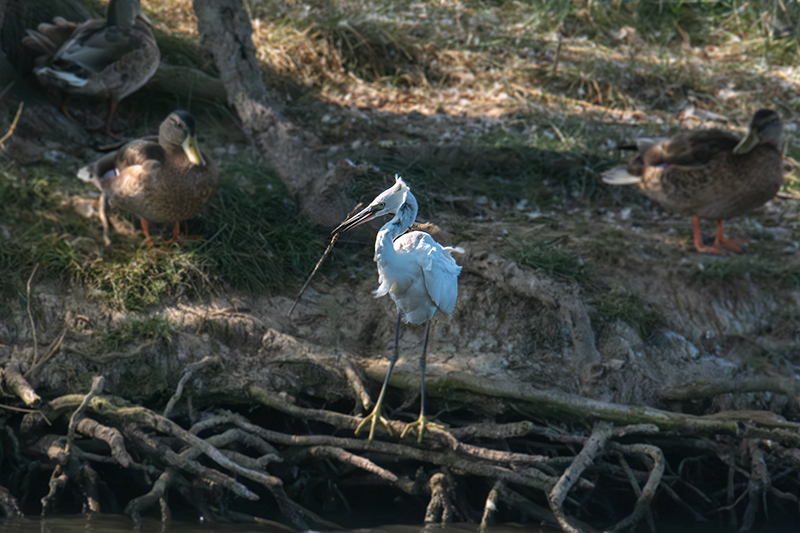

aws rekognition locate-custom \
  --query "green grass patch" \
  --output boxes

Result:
[691,255,800,288]
[361,120,613,214]
[98,315,177,353]
[0,158,323,312]
[192,160,323,293]
[81,248,211,311]
[507,236,587,283]
[593,287,666,338]
[80,160,323,309]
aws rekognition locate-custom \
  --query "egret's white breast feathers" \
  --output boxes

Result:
[374,230,461,325]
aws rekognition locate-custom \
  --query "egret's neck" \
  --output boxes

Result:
[374,193,417,259]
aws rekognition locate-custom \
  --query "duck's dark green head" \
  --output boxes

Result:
[159,110,206,166]
[733,109,784,155]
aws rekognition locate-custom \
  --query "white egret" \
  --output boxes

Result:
[333,176,462,442]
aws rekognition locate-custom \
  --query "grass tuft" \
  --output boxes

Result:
[594,287,667,339]
[81,248,211,311]
[192,160,324,293]
[692,256,800,288]
[296,2,424,85]
[508,236,587,283]
[98,315,177,353]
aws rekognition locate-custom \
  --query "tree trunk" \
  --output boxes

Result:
[192,0,352,227]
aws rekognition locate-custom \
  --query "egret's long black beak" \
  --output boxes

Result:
[332,204,383,235]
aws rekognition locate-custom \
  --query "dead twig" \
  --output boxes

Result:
[613,451,656,533]
[26,264,40,369]
[740,439,769,532]
[608,442,665,532]
[288,202,362,317]
[0,101,23,147]
[4,359,41,408]
[163,356,220,418]
[66,376,105,456]
[481,481,559,529]
[341,354,373,411]
[26,311,73,380]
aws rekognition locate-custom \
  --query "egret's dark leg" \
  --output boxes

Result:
[419,321,431,423]
[401,320,444,442]
[355,310,402,442]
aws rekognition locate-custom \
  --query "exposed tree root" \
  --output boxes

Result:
[424,471,455,525]
[0,485,22,518]
[163,355,219,418]
[3,359,41,408]
[548,421,611,533]
[4,339,800,532]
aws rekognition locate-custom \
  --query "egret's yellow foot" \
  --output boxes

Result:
[400,415,445,443]
[355,408,393,442]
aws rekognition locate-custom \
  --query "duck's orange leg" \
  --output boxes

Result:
[101,97,121,139]
[86,97,121,138]
[166,221,181,244]
[713,219,748,252]
[140,219,155,248]
[692,215,725,255]
[165,222,204,245]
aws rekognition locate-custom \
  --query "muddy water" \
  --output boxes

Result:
[0,515,793,533]
[0,515,558,533]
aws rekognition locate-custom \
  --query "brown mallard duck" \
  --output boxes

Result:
[22,0,160,137]
[602,109,784,255]
[78,110,218,247]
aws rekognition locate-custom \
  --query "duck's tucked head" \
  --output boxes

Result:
[160,110,206,166]
[106,0,143,29]
[733,109,783,155]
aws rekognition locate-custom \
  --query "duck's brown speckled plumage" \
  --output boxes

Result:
[603,109,784,254]
[78,110,218,246]
[22,0,160,136]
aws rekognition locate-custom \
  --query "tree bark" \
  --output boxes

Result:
[192,0,352,227]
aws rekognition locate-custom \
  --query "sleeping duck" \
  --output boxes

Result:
[22,0,160,137]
